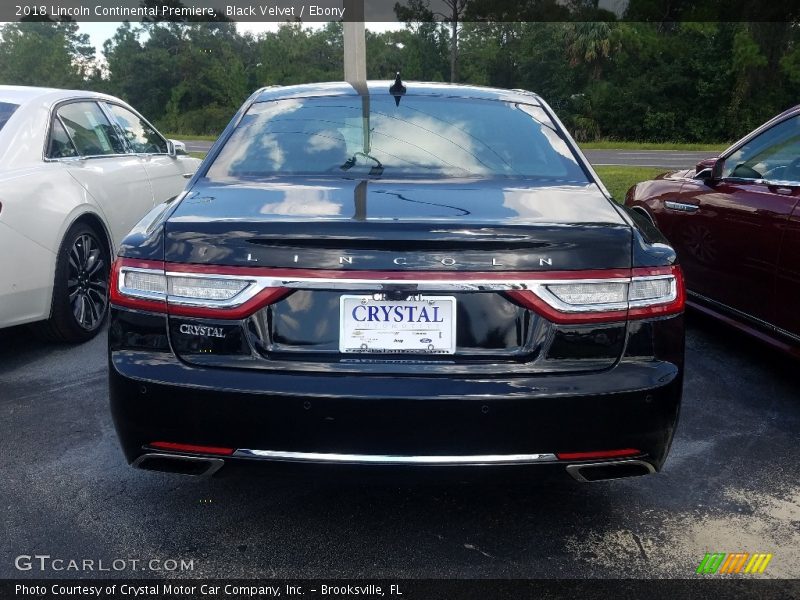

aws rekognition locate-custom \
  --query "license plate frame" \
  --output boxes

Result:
[339,295,457,354]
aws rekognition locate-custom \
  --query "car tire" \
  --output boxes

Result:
[33,221,111,343]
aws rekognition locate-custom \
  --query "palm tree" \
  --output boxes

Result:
[563,22,620,80]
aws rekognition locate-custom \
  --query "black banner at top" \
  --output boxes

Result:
[3,0,800,23]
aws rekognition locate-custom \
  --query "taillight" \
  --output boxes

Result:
[507,265,684,324]
[110,259,684,323]
[110,258,290,318]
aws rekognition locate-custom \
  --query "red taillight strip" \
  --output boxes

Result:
[149,441,235,456]
[556,448,641,460]
[111,258,684,324]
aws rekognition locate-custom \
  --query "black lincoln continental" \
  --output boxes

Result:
[109,81,684,482]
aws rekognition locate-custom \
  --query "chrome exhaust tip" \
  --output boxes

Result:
[132,453,224,477]
[566,459,655,482]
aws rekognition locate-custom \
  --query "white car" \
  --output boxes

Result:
[0,86,201,341]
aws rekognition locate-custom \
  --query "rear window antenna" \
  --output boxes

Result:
[389,72,406,106]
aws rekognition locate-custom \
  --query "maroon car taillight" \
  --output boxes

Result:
[109,258,291,318]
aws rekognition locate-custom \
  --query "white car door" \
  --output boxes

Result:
[54,100,154,249]
[103,102,198,204]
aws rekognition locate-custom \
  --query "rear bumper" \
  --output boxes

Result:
[109,344,682,473]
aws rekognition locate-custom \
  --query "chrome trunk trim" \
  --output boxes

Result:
[233,449,558,466]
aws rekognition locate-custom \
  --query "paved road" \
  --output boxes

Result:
[184,140,215,153]
[1,314,798,579]
[584,149,715,169]
[183,139,715,169]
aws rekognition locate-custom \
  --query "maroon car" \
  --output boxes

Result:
[626,106,800,356]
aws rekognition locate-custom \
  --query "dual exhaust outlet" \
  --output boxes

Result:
[131,452,656,482]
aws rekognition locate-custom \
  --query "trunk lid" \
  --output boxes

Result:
[164,177,631,270]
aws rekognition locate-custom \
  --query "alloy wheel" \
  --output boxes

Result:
[67,233,108,330]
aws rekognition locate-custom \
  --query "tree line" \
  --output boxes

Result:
[2,16,800,142]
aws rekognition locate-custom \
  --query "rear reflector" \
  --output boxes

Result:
[556,448,641,461]
[149,441,235,456]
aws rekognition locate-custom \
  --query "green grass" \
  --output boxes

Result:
[580,140,727,152]
[593,166,668,201]
[188,151,208,160]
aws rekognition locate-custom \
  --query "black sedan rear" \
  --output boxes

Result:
[109,82,684,481]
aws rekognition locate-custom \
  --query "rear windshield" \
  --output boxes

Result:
[207,96,588,181]
[0,102,19,131]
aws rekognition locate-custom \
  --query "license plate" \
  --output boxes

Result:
[339,295,457,354]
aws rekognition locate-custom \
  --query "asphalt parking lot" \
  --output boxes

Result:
[1,313,798,579]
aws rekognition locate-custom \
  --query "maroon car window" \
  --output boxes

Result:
[207,96,589,181]
[723,114,800,181]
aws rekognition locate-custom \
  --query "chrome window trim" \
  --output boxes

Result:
[233,448,558,466]
[44,153,134,163]
[721,177,800,187]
